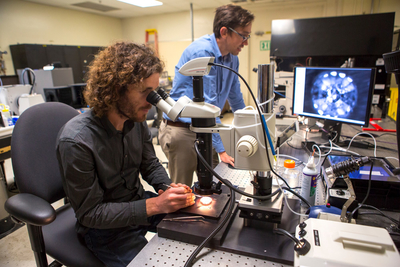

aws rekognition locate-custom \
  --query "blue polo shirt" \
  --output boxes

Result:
[164,34,245,153]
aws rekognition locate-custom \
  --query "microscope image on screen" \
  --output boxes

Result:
[302,69,372,122]
[311,71,357,117]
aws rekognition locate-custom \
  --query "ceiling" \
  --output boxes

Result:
[21,0,249,19]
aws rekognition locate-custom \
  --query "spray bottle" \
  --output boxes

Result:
[301,155,318,206]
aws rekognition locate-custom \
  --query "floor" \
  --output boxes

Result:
[0,112,234,267]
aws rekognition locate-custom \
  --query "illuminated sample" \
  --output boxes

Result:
[311,71,357,118]
[199,196,212,206]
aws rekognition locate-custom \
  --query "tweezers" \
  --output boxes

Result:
[163,216,205,223]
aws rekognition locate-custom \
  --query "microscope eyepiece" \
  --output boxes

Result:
[146,90,162,106]
[157,88,169,100]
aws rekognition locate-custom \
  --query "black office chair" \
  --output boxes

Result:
[147,105,160,144]
[4,102,105,267]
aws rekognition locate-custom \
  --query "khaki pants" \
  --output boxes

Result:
[158,120,219,186]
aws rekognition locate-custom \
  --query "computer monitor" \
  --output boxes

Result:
[270,13,394,58]
[293,67,376,140]
[44,84,87,109]
[68,83,87,108]
[44,86,74,106]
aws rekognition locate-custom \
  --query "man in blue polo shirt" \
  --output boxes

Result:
[159,4,254,186]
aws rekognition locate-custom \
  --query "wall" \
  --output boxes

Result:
[248,0,400,103]
[122,8,215,80]
[1,0,400,105]
[0,0,123,76]
[246,1,328,105]
[122,0,400,105]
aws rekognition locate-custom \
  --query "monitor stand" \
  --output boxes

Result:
[302,118,342,151]
[322,119,342,143]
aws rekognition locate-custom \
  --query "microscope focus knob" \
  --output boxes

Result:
[237,135,258,157]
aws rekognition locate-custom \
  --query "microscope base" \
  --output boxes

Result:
[238,185,284,223]
[157,191,232,247]
[157,197,300,265]
[178,192,230,219]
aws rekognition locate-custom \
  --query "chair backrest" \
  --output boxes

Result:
[11,102,79,204]
[147,105,161,128]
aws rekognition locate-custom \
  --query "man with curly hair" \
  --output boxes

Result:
[56,41,195,267]
[159,4,254,186]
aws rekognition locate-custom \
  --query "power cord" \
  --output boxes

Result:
[195,138,312,222]
[346,132,377,157]
[273,228,310,256]
[358,210,399,225]
[188,140,309,265]
[194,140,280,200]
[184,177,235,267]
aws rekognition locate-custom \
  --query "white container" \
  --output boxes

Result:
[301,156,318,206]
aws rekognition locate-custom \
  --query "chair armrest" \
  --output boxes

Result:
[5,193,56,226]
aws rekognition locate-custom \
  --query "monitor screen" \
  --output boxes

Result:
[293,67,376,126]
[270,13,394,57]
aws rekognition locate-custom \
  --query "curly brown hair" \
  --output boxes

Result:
[213,4,254,39]
[84,41,164,117]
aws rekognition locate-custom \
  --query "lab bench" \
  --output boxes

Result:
[130,119,400,266]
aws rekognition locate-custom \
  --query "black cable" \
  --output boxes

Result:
[348,160,374,221]
[345,128,397,139]
[273,228,301,245]
[209,62,290,190]
[342,133,397,141]
[286,140,304,150]
[194,141,280,200]
[184,175,235,267]
[340,137,398,152]
[372,145,398,153]
[341,133,399,153]
[376,133,397,138]
[359,204,400,225]
[281,187,312,208]
[360,141,399,153]
[358,212,400,225]
[276,172,291,189]
[291,186,302,190]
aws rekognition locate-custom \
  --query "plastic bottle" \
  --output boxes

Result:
[0,104,13,127]
[301,156,318,206]
[281,159,300,184]
[274,159,300,187]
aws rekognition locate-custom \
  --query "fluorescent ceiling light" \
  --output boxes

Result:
[43,66,55,71]
[117,0,163,8]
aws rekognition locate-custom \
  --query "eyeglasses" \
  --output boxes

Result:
[228,27,251,42]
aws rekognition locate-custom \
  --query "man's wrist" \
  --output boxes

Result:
[145,197,159,217]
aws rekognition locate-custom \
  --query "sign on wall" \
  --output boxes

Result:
[260,40,270,51]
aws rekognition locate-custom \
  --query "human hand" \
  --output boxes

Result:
[169,183,192,192]
[157,183,192,195]
[219,151,235,167]
[148,185,195,216]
